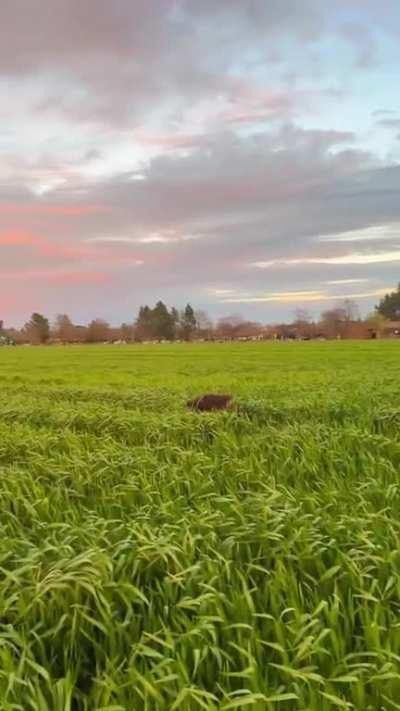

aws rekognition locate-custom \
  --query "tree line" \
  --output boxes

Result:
[1,286,400,345]
[0,302,213,345]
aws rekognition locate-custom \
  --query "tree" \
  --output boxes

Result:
[320,299,359,328]
[171,307,179,323]
[180,303,197,341]
[25,313,50,344]
[376,284,400,319]
[293,309,312,325]
[365,311,388,338]
[120,322,134,342]
[73,325,88,343]
[320,307,347,338]
[319,300,360,339]
[86,319,110,343]
[321,307,347,323]
[215,314,263,340]
[194,309,213,338]
[53,314,75,342]
[135,302,176,341]
[135,306,153,341]
[342,299,359,322]
[216,314,245,338]
[152,301,175,340]
[292,309,313,338]
[171,307,180,339]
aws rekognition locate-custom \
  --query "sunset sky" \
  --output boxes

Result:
[1,0,400,325]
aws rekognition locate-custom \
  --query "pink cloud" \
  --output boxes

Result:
[134,130,205,149]
[0,229,84,259]
[220,84,294,125]
[0,230,37,247]
[0,229,146,272]
[42,270,110,285]
[0,203,110,216]
[1,268,109,285]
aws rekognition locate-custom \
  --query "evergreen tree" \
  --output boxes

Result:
[152,301,175,340]
[376,284,400,319]
[135,305,154,340]
[135,303,176,340]
[120,323,134,341]
[181,303,197,341]
[171,307,179,336]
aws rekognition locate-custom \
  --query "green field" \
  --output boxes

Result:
[1,342,400,710]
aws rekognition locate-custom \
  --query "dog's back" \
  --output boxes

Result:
[187,394,233,412]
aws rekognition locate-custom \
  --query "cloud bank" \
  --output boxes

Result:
[1,0,399,323]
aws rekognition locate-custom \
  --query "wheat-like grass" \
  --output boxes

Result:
[0,341,399,709]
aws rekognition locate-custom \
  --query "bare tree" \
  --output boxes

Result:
[194,309,213,330]
[215,314,263,340]
[342,299,360,322]
[194,309,213,338]
[215,314,244,338]
[53,314,76,342]
[320,307,347,338]
[294,309,312,325]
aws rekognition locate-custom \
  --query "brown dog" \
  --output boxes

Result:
[187,394,233,412]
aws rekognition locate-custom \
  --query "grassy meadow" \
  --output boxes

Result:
[1,341,400,709]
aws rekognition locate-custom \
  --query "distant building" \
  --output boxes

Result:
[382,321,400,337]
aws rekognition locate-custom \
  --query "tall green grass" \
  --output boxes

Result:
[0,342,400,709]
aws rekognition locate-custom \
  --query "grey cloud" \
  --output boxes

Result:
[372,110,397,118]
[2,0,400,322]
[73,126,367,229]
[1,0,397,129]
[7,126,396,300]
[376,119,400,130]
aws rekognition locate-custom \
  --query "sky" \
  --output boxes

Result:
[1,0,400,326]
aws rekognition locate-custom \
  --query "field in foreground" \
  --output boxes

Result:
[1,342,400,710]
